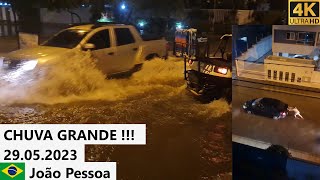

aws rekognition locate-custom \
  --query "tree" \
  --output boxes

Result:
[134,0,185,19]
[8,0,86,33]
[269,0,287,10]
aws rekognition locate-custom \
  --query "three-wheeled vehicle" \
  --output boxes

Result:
[175,29,232,103]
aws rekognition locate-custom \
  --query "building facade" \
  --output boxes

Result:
[273,26,320,60]
[266,26,320,88]
[0,4,18,36]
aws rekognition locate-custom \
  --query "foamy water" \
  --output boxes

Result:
[0,51,232,179]
[0,53,230,117]
[0,52,183,104]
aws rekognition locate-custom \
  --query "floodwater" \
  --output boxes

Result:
[0,54,231,179]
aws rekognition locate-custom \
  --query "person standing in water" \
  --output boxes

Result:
[287,107,304,119]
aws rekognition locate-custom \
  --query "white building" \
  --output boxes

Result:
[236,25,320,89]
[272,25,320,60]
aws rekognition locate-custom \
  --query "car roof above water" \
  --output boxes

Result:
[260,98,288,110]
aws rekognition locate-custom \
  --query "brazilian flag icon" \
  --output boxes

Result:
[0,163,25,180]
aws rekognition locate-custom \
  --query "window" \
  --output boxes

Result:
[115,28,135,46]
[291,73,296,82]
[273,70,277,80]
[268,70,271,79]
[279,71,283,81]
[285,72,289,82]
[297,77,302,83]
[43,29,89,49]
[286,32,295,40]
[87,30,110,50]
[297,32,315,45]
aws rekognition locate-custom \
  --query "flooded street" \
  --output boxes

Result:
[0,57,231,179]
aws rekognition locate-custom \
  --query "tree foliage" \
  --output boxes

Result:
[133,0,185,19]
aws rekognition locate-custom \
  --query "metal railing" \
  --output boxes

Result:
[0,6,18,36]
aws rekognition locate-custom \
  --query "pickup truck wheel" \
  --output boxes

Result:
[145,53,159,61]
[162,53,168,60]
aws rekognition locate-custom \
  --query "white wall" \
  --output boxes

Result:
[238,35,272,61]
[265,56,316,86]
[273,43,316,56]
[312,71,320,84]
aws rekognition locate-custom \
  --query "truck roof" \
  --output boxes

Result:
[67,23,130,31]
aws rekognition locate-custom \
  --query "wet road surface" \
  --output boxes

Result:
[0,57,232,179]
[233,80,320,158]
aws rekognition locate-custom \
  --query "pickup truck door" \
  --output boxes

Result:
[86,29,119,75]
[112,27,139,72]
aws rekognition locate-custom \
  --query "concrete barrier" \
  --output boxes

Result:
[233,134,320,164]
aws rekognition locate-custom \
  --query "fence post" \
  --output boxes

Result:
[235,59,239,77]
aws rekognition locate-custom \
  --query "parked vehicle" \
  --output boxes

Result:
[1,23,168,76]
[242,98,288,120]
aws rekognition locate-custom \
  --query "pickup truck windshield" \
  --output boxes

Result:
[42,29,89,49]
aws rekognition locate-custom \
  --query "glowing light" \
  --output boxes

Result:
[20,60,38,71]
[121,3,126,10]
[138,20,146,28]
[176,22,183,29]
[240,37,247,42]
[97,17,113,23]
[0,2,11,6]
[216,67,228,75]
[2,60,38,82]
[139,22,144,27]
[77,30,87,33]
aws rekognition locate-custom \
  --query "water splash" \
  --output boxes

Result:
[0,52,185,104]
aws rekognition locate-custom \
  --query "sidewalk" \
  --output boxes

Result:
[0,23,67,56]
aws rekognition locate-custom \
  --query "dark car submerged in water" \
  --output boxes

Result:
[242,98,288,120]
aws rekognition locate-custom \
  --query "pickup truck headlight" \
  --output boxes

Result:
[2,59,38,70]
[20,60,38,71]
[214,67,228,75]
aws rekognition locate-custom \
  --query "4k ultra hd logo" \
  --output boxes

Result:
[0,163,25,180]
[289,0,320,25]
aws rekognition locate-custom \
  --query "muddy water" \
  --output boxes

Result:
[0,55,231,179]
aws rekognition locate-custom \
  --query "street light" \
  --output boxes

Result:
[0,2,11,6]
[121,3,126,10]
[176,22,183,29]
[138,20,146,28]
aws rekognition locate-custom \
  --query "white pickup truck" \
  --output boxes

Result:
[1,24,168,76]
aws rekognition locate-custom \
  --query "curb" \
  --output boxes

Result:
[233,79,320,99]
[232,134,320,165]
